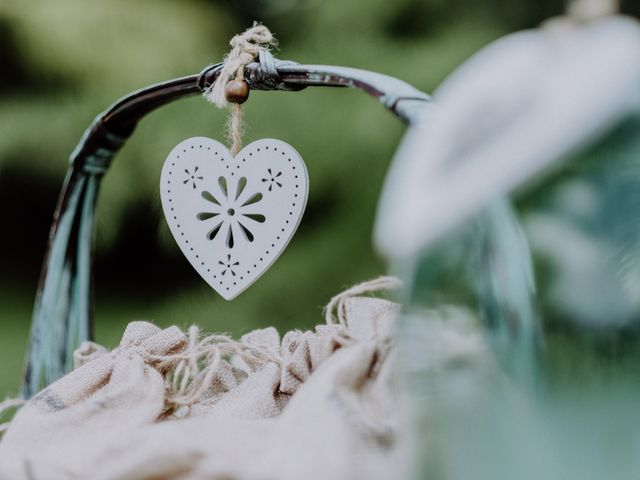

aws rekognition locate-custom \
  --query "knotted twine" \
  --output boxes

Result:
[204,23,277,156]
[161,276,400,410]
[324,276,402,346]
[157,328,282,409]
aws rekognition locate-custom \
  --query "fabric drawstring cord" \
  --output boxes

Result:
[160,276,401,410]
[324,276,402,344]
[204,23,277,156]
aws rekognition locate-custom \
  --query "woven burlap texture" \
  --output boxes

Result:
[0,286,401,480]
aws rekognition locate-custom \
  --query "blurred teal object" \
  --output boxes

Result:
[375,10,640,480]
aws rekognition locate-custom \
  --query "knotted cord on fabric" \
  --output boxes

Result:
[150,276,402,410]
[204,23,277,156]
[324,276,402,345]
[0,398,25,435]
[149,326,281,409]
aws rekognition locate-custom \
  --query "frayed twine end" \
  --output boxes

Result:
[204,23,277,156]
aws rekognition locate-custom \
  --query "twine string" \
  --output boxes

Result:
[324,276,403,345]
[204,23,277,156]
[0,397,25,435]
[155,276,402,410]
[228,104,245,157]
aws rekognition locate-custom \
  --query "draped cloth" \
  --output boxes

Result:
[0,289,403,480]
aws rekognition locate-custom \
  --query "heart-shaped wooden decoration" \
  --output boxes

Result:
[161,137,308,300]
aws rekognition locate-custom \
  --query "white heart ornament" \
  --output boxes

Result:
[161,137,308,300]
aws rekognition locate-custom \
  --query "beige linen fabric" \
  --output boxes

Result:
[0,285,402,480]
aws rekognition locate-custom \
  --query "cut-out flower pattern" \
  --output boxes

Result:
[183,167,204,189]
[262,169,282,191]
[219,254,239,276]
[197,176,265,249]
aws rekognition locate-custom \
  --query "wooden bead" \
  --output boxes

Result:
[225,80,250,104]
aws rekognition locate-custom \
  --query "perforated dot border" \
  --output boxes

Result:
[162,139,307,297]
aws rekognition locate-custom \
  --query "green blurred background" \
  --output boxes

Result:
[2,0,618,399]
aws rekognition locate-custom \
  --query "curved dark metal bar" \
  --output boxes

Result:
[259,63,430,121]
[69,60,430,171]
[23,58,431,397]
